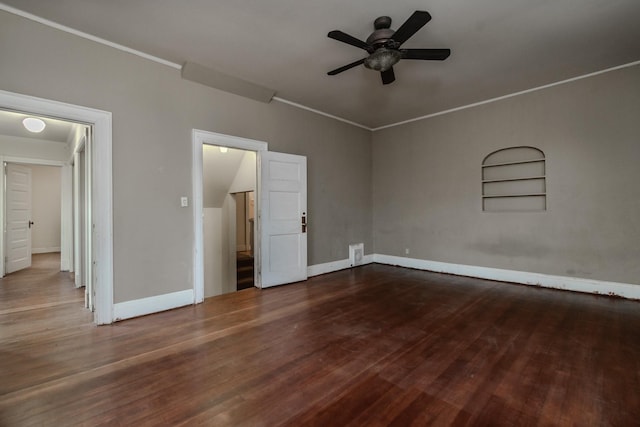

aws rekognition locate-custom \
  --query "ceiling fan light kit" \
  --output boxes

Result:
[364,48,401,72]
[327,10,450,85]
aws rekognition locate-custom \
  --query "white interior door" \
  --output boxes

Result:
[260,151,307,287]
[5,163,33,274]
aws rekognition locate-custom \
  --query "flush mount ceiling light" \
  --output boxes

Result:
[22,117,46,133]
[219,147,228,153]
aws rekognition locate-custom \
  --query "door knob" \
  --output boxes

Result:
[28,221,34,228]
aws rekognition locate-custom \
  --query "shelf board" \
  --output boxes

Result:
[482,193,546,199]
[482,159,545,168]
[482,176,545,184]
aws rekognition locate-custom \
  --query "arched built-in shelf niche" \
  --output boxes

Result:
[482,146,546,212]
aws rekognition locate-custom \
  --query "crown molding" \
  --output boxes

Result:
[3,5,637,134]
[371,60,640,131]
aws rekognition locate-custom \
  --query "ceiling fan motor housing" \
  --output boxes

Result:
[366,29,396,47]
[366,16,397,48]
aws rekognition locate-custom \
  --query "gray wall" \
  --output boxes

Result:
[31,165,62,252]
[0,11,372,303]
[373,64,640,285]
[3,9,635,305]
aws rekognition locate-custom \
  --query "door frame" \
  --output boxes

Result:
[72,138,85,289]
[192,129,267,302]
[0,90,114,324]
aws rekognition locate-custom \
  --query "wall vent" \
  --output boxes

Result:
[349,243,364,267]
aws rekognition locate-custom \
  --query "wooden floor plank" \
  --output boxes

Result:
[1,253,639,425]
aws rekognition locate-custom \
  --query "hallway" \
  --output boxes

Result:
[0,253,93,342]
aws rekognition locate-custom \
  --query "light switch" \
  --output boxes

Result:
[180,196,188,207]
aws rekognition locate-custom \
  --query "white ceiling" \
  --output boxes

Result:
[0,109,78,144]
[2,0,640,128]
[203,145,246,208]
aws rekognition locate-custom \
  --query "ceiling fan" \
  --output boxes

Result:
[327,11,450,85]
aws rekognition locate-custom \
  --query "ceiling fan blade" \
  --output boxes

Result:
[328,30,371,51]
[381,67,395,85]
[327,58,366,75]
[402,48,451,60]
[391,11,432,46]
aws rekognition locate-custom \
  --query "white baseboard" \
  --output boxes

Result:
[307,254,374,277]
[113,254,638,322]
[32,247,61,254]
[114,256,377,322]
[374,254,640,300]
[113,289,194,322]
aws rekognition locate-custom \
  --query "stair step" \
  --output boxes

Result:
[236,252,254,291]
[237,276,254,290]
[237,259,254,268]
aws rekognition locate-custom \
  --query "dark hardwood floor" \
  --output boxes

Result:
[1,254,639,426]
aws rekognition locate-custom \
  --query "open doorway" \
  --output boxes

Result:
[0,90,113,324]
[0,110,93,312]
[4,163,62,274]
[0,161,89,319]
[192,129,308,302]
[202,144,256,297]
[234,191,255,290]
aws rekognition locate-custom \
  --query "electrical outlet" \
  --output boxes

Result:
[405,248,410,255]
[180,196,188,207]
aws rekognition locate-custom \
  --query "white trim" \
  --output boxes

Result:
[2,4,369,131]
[113,289,194,322]
[192,129,268,303]
[72,151,82,284]
[32,247,61,254]
[194,130,269,152]
[0,4,181,70]
[0,159,3,277]
[373,254,640,300]
[0,90,114,324]
[272,97,370,131]
[372,60,640,131]
[60,164,73,271]
[1,156,65,167]
[192,134,204,304]
[307,254,374,277]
